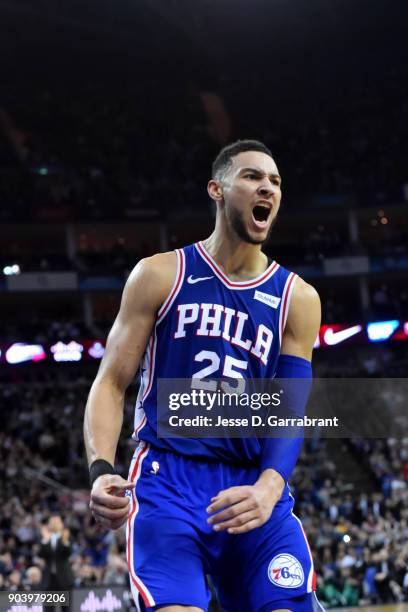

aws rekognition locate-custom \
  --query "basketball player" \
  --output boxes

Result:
[84,140,323,612]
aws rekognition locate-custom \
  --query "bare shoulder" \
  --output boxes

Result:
[282,276,321,359]
[94,251,178,389]
[290,276,321,314]
[128,251,177,282]
[122,251,178,314]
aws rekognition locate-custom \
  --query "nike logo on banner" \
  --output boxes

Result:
[187,275,214,284]
[323,325,362,346]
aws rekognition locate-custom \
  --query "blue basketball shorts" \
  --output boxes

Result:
[126,442,320,612]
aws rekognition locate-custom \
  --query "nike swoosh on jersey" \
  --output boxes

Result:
[187,275,214,284]
[323,325,362,346]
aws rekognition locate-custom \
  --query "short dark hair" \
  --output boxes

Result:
[212,139,273,181]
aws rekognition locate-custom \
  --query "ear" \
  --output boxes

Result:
[207,179,224,203]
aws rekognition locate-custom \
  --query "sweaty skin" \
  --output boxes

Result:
[84,150,321,612]
[84,252,176,529]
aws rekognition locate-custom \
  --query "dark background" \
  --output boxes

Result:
[1,1,408,608]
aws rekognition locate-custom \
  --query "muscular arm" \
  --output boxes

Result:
[83,252,176,527]
[207,278,321,534]
[255,278,321,501]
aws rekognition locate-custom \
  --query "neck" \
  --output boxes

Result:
[202,225,268,280]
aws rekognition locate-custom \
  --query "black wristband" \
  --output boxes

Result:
[89,459,116,487]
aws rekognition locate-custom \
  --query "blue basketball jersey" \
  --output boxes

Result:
[133,241,297,465]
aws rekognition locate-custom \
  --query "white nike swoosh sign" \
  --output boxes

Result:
[187,275,214,284]
[323,325,362,346]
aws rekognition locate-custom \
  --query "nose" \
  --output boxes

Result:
[257,181,275,198]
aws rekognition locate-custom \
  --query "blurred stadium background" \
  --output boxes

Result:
[1,0,408,610]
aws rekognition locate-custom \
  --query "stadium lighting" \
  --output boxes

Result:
[88,341,105,359]
[367,320,399,342]
[5,343,46,364]
[3,264,21,276]
[51,341,84,362]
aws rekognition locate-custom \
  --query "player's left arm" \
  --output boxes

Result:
[207,278,321,534]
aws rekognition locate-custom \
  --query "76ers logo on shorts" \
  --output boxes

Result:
[268,554,304,589]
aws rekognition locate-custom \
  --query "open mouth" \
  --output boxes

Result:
[252,205,271,223]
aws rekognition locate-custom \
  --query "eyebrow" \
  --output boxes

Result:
[239,167,282,182]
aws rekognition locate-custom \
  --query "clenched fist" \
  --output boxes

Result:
[89,474,135,530]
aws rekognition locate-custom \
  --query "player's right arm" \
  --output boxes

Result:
[84,252,176,529]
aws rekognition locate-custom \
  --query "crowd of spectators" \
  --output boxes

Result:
[2,232,406,277]
[1,318,91,345]
[0,240,148,276]
[0,371,135,594]
[1,57,407,224]
[2,2,407,608]
[369,282,408,321]
[1,343,408,606]
[293,441,408,608]
[350,438,408,506]
[297,349,408,606]
[315,343,408,378]
[1,227,407,331]
[0,80,215,223]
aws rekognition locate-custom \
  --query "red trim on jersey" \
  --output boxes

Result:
[289,496,316,593]
[196,242,279,288]
[157,249,185,322]
[280,272,296,340]
[298,517,317,592]
[127,444,154,607]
